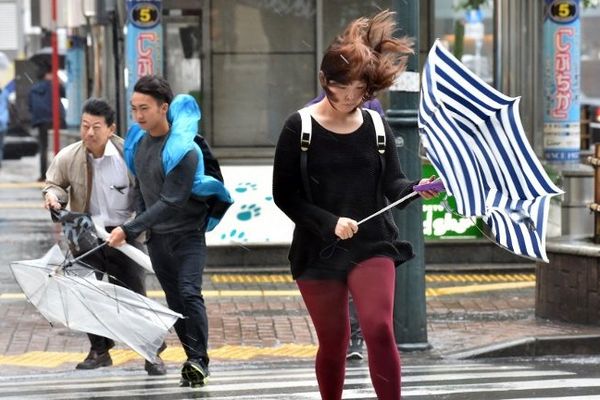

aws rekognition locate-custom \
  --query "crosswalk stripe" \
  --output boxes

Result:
[403,369,573,382]
[403,377,600,397]
[509,396,600,400]
[0,363,529,387]
[0,362,598,399]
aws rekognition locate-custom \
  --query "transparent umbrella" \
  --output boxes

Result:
[9,245,181,363]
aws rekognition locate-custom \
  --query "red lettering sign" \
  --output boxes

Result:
[551,28,574,119]
[136,32,157,76]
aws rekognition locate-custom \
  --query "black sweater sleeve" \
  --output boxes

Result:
[122,150,198,239]
[132,177,146,215]
[381,119,420,207]
[272,113,339,241]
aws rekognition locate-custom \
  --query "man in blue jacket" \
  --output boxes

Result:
[107,75,231,388]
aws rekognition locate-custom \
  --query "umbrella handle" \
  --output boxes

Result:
[413,178,445,193]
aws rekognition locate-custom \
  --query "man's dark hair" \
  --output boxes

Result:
[133,75,174,105]
[81,98,115,126]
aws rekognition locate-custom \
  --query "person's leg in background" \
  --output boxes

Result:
[346,294,364,360]
[37,122,50,181]
[348,257,400,400]
[297,279,349,400]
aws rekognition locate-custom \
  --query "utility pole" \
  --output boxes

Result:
[387,0,429,351]
[51,0,60,155]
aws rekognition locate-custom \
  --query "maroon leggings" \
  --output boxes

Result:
[297,257,401,400]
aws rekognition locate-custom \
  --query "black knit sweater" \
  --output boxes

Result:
[273,110,419,280]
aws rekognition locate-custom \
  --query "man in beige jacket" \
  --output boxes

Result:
[42,98,166,376]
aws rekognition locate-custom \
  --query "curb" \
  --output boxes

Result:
[446,334,600,359]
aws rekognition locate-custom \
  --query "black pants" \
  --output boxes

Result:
[36,122,51,180]
[349,295,361,340]
[78,237,147,353]
[146,230,209,364]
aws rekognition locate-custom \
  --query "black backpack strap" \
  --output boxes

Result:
[194,134,224,182]
[298,108,313,202]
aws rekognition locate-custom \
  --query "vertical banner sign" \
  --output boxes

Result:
[543,0,581,163]
[65,36,87,128]
[126,0,163,128]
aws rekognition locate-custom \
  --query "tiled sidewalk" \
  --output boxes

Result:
[2,270,599,372]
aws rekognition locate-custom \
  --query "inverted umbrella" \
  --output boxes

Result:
[418,40,563,262]
[9,245,182,362]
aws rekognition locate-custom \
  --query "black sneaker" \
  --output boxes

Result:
[346,337,364,361]
[181,359,209,388]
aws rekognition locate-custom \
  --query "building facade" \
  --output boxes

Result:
[28,0,600,162]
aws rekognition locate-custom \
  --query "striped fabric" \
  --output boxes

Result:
[418,41,563,262]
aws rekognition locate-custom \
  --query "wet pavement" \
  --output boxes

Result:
[4,357,600,399]
[2,156,600,398]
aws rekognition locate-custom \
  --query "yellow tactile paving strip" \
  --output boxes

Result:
[0,344,318,368]
[0,182,44,208]
[0,274,536,301]
[211,274,294,283]
[0,202,43,209]
[425,273,535,283]
[0,182,45,189]
[425,281,536,297]
[210,273,536,284]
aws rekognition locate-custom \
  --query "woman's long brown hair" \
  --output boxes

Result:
[320,10,414,100]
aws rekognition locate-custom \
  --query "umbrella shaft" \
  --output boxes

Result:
[357,191,419,226]
[70,242,107,265]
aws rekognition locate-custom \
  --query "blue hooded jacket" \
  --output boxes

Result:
[124,94,233,231]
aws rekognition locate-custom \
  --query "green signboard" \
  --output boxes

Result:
[422,163,483,240]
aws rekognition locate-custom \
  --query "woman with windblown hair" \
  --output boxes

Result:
[273,10,438,400]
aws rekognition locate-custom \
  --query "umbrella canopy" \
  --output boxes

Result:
[51,209,99,255]
[418,41,563,262]
[28,47,66,70]
[9,245,182,362]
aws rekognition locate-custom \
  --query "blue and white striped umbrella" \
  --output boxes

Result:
[418,41,563,262]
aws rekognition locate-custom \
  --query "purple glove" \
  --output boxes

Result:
[413,179,445,193]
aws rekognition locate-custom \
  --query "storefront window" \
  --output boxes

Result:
[164,17,202,109]
[432,0,495,84]
[211,1,316,147]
